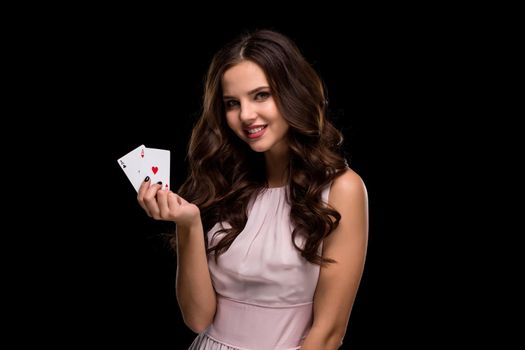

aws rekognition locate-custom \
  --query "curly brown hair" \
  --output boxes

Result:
[178,30,348,265]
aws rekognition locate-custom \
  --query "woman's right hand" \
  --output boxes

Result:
[137,177,201,229]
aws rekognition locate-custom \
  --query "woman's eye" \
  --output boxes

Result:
[255,91,270,100]
[225,100,239,108]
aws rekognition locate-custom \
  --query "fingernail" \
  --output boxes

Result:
[144,176,150,182]
[157,181,162,185]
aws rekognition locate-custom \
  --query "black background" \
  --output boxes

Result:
[19,11,466,349]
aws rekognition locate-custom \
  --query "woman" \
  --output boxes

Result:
[138,29,368,350]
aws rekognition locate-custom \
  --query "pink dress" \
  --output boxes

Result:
[188,185,331,350]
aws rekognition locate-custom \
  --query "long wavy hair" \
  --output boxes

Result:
[178,29,348,265]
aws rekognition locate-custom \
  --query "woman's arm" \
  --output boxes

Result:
[301,169,369,349]
[138,181,217,333]
[175,219,217,333]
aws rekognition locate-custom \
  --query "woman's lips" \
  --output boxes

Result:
[244,125,267,139]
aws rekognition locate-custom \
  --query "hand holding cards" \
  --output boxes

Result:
[117,144,171,192]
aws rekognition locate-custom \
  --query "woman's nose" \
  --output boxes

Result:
[239,102,257,123]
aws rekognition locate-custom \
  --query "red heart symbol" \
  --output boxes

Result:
[152,166,158,174]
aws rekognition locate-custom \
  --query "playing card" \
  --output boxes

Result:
[117,144,146,192]
[142,147,171,190]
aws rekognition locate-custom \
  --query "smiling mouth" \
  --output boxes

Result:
[244,125,268,139]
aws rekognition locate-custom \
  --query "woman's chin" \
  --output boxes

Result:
[249,146,268,153]
[247,142,268,153]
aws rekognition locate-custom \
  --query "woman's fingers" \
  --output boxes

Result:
[157,188,171,219]
[143,181,163,219]
[137,176,152,216]
[138,180,195,223]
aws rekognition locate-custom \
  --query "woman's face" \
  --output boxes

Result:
[221,60,289,155]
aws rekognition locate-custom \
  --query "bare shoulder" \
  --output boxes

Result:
[329,168,367,205]
[323,167,368,258]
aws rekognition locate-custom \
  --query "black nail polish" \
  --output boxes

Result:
[144,176,150,182]
[157,181,162,185]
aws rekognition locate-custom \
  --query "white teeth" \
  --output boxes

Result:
[247,126,265,134]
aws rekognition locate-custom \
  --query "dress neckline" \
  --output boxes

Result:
[266,185,287,190]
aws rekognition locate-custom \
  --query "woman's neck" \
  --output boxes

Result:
[264,146,289,188]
